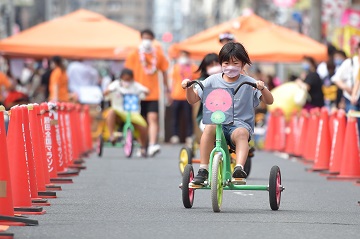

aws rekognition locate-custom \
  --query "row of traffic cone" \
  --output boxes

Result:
[265,107,360,182]
[0,102,93,237]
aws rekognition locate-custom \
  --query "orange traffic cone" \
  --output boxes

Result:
[28,104,57,199]
[303,108,320,162]
[64,104,86,170]
[6,106,45,215]
[284,111,298,155]
[273,109,286,152]
[264,111,275,151]
[0,106,38,226]
[327,109,346,175]
[308,107,331,172]
[38,104,61,191]
[20,105,50,206]
[293,109,309,158]
[40,103,73,184]
[49,103,79,178]
[328,113,360,181]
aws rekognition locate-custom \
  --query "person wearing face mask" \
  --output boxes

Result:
[332,43,360,115]
[125,29,169,157]
[296,56,324,110]
[194,53,221,132]
[103,68,149,157]
[169,51,199,146]
[182,42,273,185]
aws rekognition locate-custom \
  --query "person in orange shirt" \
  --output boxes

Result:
[48,56,70,102]
[0,71,14,105]
[124,29,169,157]
[169,50,199,146]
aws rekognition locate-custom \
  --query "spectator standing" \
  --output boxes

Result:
[67,60,99,102]
[169,50,199,146]
[0,70,13,105]
[124,29,169,157]
[48,56,70,102]
[331,43,360,114]
[296,56,324,110]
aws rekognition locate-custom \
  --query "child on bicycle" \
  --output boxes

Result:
[104,68,149,157]
[181,42,274,184]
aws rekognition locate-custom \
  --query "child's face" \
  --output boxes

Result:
[121,74,133,82]
[221,56,243,69]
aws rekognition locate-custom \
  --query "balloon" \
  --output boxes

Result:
[267,82,303,121]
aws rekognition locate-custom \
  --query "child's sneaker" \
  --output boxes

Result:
[136,147,147,158]
[232,166,247,185]
[191,168,208,185]
[148,144,161,157]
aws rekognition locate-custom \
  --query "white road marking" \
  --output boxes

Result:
[233,192,254,196]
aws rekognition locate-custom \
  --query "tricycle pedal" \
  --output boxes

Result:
[231,178,246,185]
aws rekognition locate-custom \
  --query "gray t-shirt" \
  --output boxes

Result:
[195,73,262,135]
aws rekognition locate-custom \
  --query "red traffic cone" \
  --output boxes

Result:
[28,104,57,199]
[284,111,298,155]
[303,107,320,162]
[309,107,331,171]
[6,106,45,215]
[0,106,38,226]
[327,109,346,175]
[273,109,286,152]
[293,109,309,158]
[328,113,360,181]
[264,111,275,151]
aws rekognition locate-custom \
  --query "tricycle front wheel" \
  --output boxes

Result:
[211,154,223,212]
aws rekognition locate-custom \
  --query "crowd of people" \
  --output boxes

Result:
[1,28,360,165]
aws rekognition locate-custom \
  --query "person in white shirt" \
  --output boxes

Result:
[331,44,359,113]
[331,43,360,132]
[103,68,149,157]
[67,60,99,101]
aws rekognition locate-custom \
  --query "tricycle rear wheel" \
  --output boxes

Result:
[182,164,195,208]
[179,147,193,175]
[269,165,281,210]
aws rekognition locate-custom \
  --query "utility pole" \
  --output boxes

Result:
[8,0,15,36]
[45,0,53,20]
[309,0,322,42]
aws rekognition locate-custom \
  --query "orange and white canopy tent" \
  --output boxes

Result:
[0,9,141,60]
[169,14,327,63]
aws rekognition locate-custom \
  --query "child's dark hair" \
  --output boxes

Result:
[219,42,252,66]
[196,53,219,78]
[120,68,134,79]
[140,29,155,39]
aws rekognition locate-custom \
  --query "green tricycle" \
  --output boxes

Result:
[180,80,284,212]
[96,94,139,158]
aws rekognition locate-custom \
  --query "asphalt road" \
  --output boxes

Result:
[7,144,360,239]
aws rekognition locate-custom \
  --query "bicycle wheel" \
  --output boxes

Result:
[179,147,193,175]
[269,165,281,210]
[124,128,133,158]
[182,164,195,208]
[211,153,223,212]
[96,135,103,157]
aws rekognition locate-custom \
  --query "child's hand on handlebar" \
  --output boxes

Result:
[181,79,192,89]
[255,81,265,91]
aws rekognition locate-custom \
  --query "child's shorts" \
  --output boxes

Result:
[114,110,147,127]
[222,124,251,148]
[103,108,147,127]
